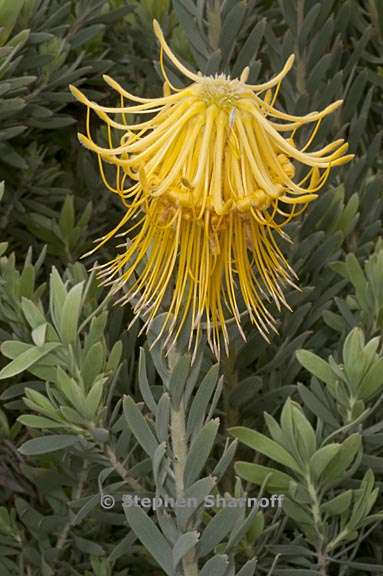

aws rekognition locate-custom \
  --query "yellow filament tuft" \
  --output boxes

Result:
[70,21,353,359]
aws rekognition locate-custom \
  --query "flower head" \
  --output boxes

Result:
[70,21,353,359]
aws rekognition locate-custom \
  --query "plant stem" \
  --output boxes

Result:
[318,552,327,576]
[222,343,239,491]
[307,479,328,576]
[104,444,143,493]
[170,401,199,576]
[56,460,88,551]
[222,343,239,429]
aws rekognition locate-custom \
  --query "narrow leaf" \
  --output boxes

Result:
[123,396,158,457]
[123,503,173,575]
[18,434,80,455]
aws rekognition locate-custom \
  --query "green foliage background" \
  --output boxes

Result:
[0,1,382,575]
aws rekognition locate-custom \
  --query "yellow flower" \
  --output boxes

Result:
[70,21,353,359]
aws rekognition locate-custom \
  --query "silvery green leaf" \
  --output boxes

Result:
[198,505,243,557]
[82,342,105,389]
[56,366,84,408]
[236,559,257,576]
[200,554,229,576]
[60,282,84,344]
[1,342,34,363]
[359,358,383,400]
[362,454,383,475]
[338,193,360,237]
[85,378,105,419]
[310,444,340,480]
[108,533,136,563]
[225,505,259,552]
[280,400,316,461]
[74,535,104,556]
[17,415,64,429]
[85,312,108,351]
[296,349,337,387]
[169,354,190,409]
[157,510,179,545]
[31,323,47,347]
[19,264,35,299]
[184,419,219,487]
[184,345,204,406]
[0,126,27,141]
[297,382,339,427]
[346,470,377,531]
[49,267,67,332]
[0,342,61,380]
[173,531,199,570]
[206,376,223,421]
[173,0,209,67]
[123,396,159,457]
[290,402,317,459]
[178,476,216,528]
[213,439,238,480]
[58,194,74,236]
[281,498,312,527]
[155,393,170,443]
[0,143,28,170]
[123,504,174,575]
[187,364,219,438]
[0,100,26,122]
[235,462,295,493]
[230,427,302,474]
[14,498,44,536]
[220,2,247,67]
[204,49,222,76]
[153,442,167,486]
[232,18,266,77]
[24,387,57,414]
[59,406,84,426]
[106,340,122,373]
[321,490,352,516]
[307,53,333,92]
[322,434,361,481]
[267,544,314,558]
[18,434,80,455]
[138,347,157,413]
[343,328,365,390]
[70,24,105,49]
[299,4,321,52]
[147,315,170,383]
[334,297,358,329]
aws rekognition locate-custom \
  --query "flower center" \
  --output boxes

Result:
[197,76,245,108]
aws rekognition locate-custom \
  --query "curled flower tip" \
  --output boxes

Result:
[77,132,94,151]
[69,84,88,105]
[152,18,162,38]
[72,20,354,359]
[151,18,199,82]
[325,99,343,114]
[332,154,355,166]
[248,54,295,91]
[102,74,118,89]
[284,53,295,70]
[240,66,250,82]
